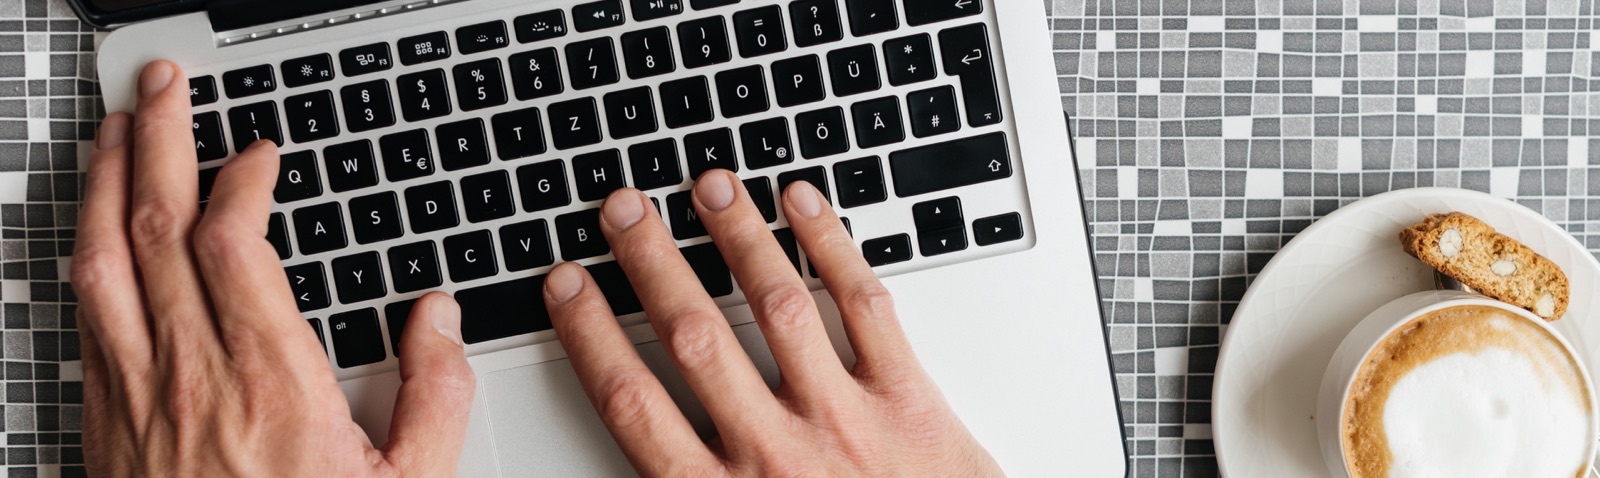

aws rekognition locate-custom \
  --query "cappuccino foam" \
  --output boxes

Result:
[1343,305,1592,478]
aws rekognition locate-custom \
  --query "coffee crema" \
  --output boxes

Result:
[1342,305,1593,478]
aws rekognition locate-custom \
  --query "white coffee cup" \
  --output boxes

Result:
[1317,290,1598,477]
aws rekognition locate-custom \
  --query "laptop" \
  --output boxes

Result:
[79,0,1126,474]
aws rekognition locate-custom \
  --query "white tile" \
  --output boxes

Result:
[1490,168,1519,197]
[60,360,83,381]
[1134,278,1153,302]
[1246,170,1284,197]
[1524,50,1546,76]
[1415,95,1437,114]
[1138,78,1158,94]
[0,172,26,202]
[1119,166,1138,199]
[1314,78,1340,96]
[1465,51,1494,78]
[1570,138,1589,167]
[1523,115,1542,137]
[1152,221,1189,237]
[1257,31,1282,53]
[1154,346,1187,375]
[1338,138,1362,172]
[29,118,48,141]
[1223,116,1251,139]
[0,280,27,303]
[1360,16,1398,32]
[1189,17,1224,31]
[1098,31,1115,50]
[25,52,48,77]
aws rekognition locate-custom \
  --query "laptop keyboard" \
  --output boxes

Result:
[185,0,1033,374]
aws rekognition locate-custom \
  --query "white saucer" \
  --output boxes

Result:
[1212,187,1600,476]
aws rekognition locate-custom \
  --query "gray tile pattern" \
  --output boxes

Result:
[1,0,1596,475]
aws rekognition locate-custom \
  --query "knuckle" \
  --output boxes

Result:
[594,371,657,432]
[842,282,896,320]
[666,313,725,370]
[752,282,816,335]
[129,201,194,252]
[191,219,254,265]
[70,245,124,291]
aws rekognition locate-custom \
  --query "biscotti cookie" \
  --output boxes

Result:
[1399,212,1570,320]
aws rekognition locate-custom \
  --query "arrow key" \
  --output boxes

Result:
[917,227,967,257]
[862,233,912,267]
[974,212,1023,246]
[284,262,332,312]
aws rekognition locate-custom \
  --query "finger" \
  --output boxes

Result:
[782,180,917,380]
[77,313,115,421]
[191,141,317,363]
[598,189,786,438]
[125,60,217,355]
[545,264,721,475]
[383,292,477,476]
[694,171,852,396]
[70,112,154,367]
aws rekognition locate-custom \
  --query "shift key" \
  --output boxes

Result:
[887,132,1010,198]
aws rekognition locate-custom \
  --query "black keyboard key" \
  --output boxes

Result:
[310,318,326,352]
[777,166,830,206]
[681,242,733,297]
[437,119,491,171]
[587,261,643,315]
[744,177,778,223]
[938,23,990,76]
[733,6,786,58]
[907,85,960,138]
[850,96,905,148]
[714,66,769,118]
[384,300,416,356]
[861,234,911,266]
[883,34,936,85]
[286,262,332,312]
[388,240,443,293]
[282,54,336,88]
[622,27,676,79]
[827,44,880,96]
[341,80,396,133]
[198,167,220,204]
[397,69,452,122]
[956,66,1002,127]
[660,76,715,128]
[330,308,386,368]
[222,64,276,99]
[491,107,547,160]
[631,0,683,20]
[739,117,793,170]
[548,98,603,149]
[509,48,564,100]
[692,0,740,9]
[274,150,323,203]
[678,17,732,68]
[573,149,627,202]
[974,212,1023,246]
[603,87,658,139]
[378,129,436,182]
[500,219,555,272]
[773,228,801,273]
[906,0,982,26]
[918,226,966,256]
[913,196,963,230]
[888,131,1010,197]
[189,75,218,106]
[771,55,826,107]
[665,190,705,240]
[516,159,573,212]
[293,202,348,255]
[790,0,843,47]
[348,192,405,245]
[844,0,898,36]
[192,112,227,161]
[323,140,379,192]
[457,20,511,54]
[833,156,886,208]
[627,138,683,190]
[684,127,738,178]
[398,31,452,66]
[404,181,461,234]
[514,9,569,44]
[227,101,283,152]
[285,90,340,144]
[555,208,609,261]
[340,43,394,76]
[574,0,626,32]
[458,276,552,343]
[566,38,620,90]
[454,58,508,111]
[443,230,498,283]
[461,170,516,223]
[795,107,849,159]
[332,251,387,304]
[268,212,292,259]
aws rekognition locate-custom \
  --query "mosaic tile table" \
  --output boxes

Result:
[4,0,1598,476]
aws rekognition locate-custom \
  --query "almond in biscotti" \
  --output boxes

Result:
[1399,212,1571,321]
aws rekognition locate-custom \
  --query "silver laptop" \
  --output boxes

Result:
[89,0,1126,474]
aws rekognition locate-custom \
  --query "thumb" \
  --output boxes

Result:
[382,292,477,475]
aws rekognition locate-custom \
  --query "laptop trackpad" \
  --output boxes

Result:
[482,321,780,476]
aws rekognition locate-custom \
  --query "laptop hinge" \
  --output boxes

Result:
[206,0,387,32]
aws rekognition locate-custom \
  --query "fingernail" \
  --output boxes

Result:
[139,61,174,99]
[602,190,645,230]
[547,263,584,304]
[95,113,129,151]
[694,171,736,212]
[431,295,464,347]
[788,181,823,218]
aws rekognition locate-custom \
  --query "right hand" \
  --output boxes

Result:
[543,171,1004,476]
